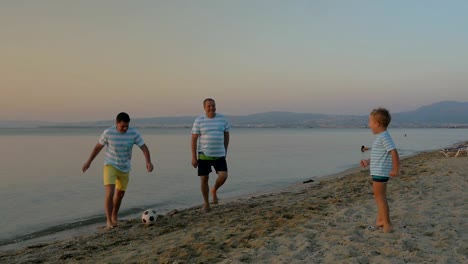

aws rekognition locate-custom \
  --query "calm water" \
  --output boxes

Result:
[1,127,467,247]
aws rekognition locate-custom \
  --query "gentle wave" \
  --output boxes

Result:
[0,207,148,247]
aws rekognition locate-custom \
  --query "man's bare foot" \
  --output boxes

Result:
[103,222,114,230]
[200,204,210,213]
[111,218,119,227]
[383,224,393,233]
[211,188,218,204]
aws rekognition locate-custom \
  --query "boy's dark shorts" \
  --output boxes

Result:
[198,157,227,176]
[372,175,389,182]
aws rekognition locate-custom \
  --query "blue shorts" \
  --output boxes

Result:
[372,175,389,183]
[198,157,227,176]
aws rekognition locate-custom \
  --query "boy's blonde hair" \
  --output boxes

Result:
[370,108,391,128]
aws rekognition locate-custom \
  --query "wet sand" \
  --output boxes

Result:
[1,151,467,263]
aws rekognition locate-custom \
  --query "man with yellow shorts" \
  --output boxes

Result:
[82,112,154,229]
[103,165,129,191]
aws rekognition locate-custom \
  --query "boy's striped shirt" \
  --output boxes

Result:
[370,130,396,178]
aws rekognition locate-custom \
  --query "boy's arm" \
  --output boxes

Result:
[82,143,104,173]
[139,144,154,172]
[360,158,370,167]
[389,149,400,177]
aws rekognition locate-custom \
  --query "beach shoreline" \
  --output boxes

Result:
[0,157,365,251]
[1,150,467,263]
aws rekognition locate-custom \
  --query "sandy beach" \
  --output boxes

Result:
[1,150,467,263]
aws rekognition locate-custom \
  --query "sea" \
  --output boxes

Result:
[1,127,467,249]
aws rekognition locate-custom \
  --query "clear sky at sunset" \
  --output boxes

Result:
[1,1,468,122]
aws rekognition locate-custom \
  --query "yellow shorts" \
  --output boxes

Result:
[103,165,130,191]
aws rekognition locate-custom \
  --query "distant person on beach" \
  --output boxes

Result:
[82,112,154,229]
[360,108,400,233]
[191,98,230,212]
[361,145,370,152]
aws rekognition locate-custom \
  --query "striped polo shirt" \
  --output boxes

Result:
[98,126,145,172]
[370,130,396,178]
[191,113,230,157]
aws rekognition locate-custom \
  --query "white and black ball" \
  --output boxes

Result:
[141,209,157,225]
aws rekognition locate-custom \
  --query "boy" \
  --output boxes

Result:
[82,112,154,229]
[360,108,400,233]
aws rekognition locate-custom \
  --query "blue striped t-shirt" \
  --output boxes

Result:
[370,130,396,178]
[98,126,144,172]
[191,114,230,157]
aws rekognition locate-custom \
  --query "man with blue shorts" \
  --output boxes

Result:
[191,98,230,212]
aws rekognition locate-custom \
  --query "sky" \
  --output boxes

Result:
[1,0,468,122]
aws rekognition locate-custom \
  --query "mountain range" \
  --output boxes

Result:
[2,101,468,128]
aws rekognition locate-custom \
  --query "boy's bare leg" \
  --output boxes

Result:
[373,182,385,227]
[376,212,384,227]
[382,202,392,233]
[373,182,392,232]
[111,190,125,226]
[200,176,210,212]
[211,171,227,204]
[104,185,115,229]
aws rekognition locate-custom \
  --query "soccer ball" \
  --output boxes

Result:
[141,209,158,225]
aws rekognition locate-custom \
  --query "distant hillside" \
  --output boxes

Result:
[227,112,365,128]
[122,112,364,128]
[129,101,468,128]
[0,120,58,128]
[1,101,468,128]
[229,112,327,127]
[393,101,468,127]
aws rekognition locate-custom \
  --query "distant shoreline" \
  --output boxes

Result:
[2,125,468,129]
[3,101,468,129]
